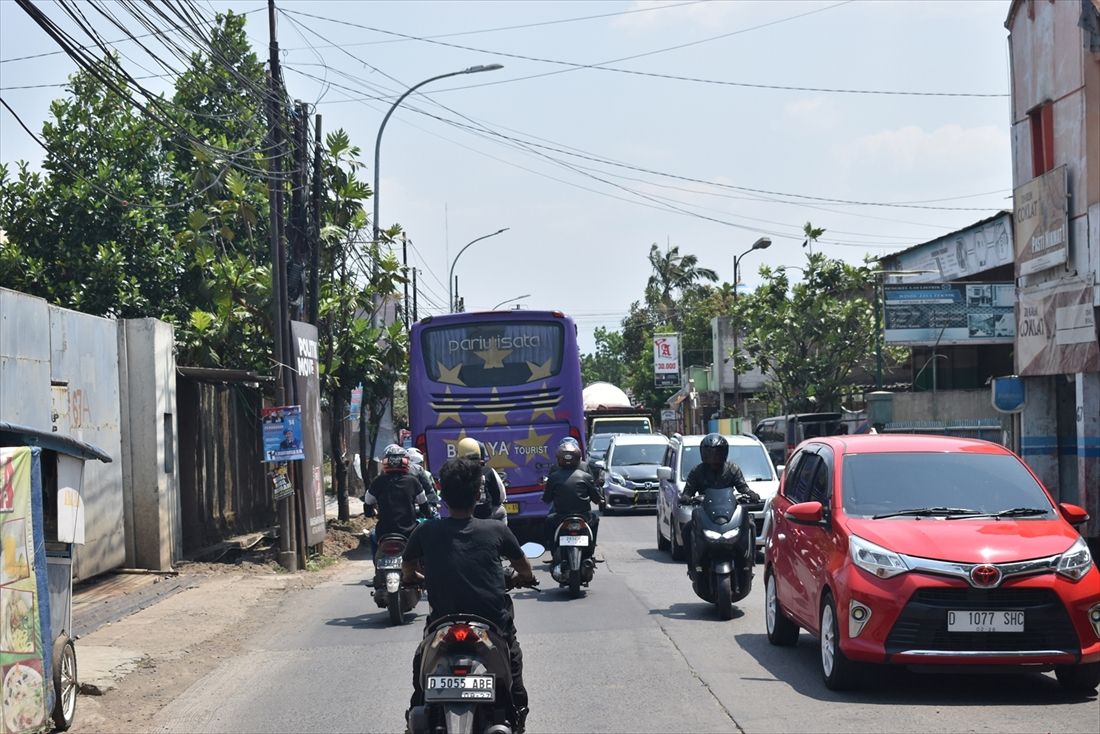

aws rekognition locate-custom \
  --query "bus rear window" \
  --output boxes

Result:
[421,321,564,387]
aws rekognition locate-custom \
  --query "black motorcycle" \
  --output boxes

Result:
[685,487,755,620]
[372,533,422,626]
[408,544,543,734]
[549,515,596,598]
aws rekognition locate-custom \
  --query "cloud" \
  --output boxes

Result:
[837,124,1010,176]
[783,96,842,132]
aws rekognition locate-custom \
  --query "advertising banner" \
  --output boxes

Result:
[1013,165,1068,277]
[879,211,1013,282]
[883,282,1015,346]
[291,320,327,547]
[1016,276,1099,376]
[1,447,49,734]
[653,333,681,388]
[262,405,304,462]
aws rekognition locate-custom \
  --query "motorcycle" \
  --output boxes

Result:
[408,543,543,734]
[373,533,422,625]
[685,487,755,620]
[549,514,596,598]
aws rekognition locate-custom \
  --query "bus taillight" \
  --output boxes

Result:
[416,433,428,466]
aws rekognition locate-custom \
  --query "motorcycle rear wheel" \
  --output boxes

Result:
[388,591,406,625]
[568,571,582,598]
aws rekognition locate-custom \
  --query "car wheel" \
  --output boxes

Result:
[820,592,860,691]
[51,635,77,731]
[1055,662,1100,693]
[657,518,670,552]
[765,571,799,646]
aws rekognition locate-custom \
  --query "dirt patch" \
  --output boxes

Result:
[174,515,374,576]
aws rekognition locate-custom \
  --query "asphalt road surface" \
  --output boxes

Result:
[154,513,1098,733]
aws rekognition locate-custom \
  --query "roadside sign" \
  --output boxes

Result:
[262,405,305,462]
[269,463,293,500]
[991,376,1026,414]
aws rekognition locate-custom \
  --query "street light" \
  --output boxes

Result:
[728,236,772,417]
[371,63,504,323]
[448,228,510,312]
[492,294,530,310]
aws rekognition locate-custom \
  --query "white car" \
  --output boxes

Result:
[656,434,779,561]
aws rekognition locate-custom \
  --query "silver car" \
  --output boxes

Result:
[656,434,779,561]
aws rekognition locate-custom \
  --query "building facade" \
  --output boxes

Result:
[1006,0,1100,538]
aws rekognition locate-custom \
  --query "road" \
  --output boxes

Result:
[153,513,1098,733]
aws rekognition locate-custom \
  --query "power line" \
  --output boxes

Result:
[281,5,1008,98]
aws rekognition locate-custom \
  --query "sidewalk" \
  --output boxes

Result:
[72,491,367,702]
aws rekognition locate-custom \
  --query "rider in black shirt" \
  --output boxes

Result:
[542,438,605,547]
[364,445,431,553]
[403,457,536,731]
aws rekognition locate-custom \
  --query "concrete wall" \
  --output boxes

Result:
[889,388,1001,425]
[119,319,181,571]
[0,288,180,579]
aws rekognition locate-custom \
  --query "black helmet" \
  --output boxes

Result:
[699,433,728,466]
[555,438,581,469]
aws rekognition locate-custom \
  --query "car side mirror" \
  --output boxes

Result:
[785,501,825,525]
[657,466,671,481]
[1059,502,1089,526]
[594,460,606,471]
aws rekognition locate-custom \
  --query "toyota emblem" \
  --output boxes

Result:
[969,564,1002,588]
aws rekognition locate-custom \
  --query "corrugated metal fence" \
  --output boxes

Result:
[176,373,274,556]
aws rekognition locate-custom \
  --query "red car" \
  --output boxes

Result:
[764,434,1100,692]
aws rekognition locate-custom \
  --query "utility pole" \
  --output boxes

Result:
[402,234,410,331]
[309,113,322,325]
[266,0,296,572]
[412,268,418,322]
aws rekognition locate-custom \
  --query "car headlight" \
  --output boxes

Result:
[703,528,740,540]
[610,472,626,485]
[1056,537,1095,581]
[849,535,909,579]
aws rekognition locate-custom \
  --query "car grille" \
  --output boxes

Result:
[885,587,1079,654]
[633,490,658,506]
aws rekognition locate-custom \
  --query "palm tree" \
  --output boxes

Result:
[646,243,718,305]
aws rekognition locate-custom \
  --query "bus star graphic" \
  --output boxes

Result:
[436,362,465,386]
[474,345,512,369]
[525,359,553,382]
[483,388,510,426]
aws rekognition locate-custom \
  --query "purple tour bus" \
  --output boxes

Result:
[409,310,585,542]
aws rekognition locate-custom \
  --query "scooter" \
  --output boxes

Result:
[685,487,754,620]
[408,543,543,734]
[373,533,422,625]
[549,515,596,598]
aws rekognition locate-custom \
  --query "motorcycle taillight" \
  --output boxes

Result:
[379,540,404,556]
[564,520,587,533]
[443,623,476,645]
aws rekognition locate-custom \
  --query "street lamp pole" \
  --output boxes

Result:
[492,294,530,310]
[371,63,503,325]
[729,237,772,419]
[448,228,509,312]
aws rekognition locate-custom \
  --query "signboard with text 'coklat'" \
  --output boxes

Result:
[1013,165,1068,277]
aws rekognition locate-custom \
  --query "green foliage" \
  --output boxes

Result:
[731,252,903,412]
[580,327,627,386]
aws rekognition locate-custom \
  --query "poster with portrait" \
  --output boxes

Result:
[261,406,305,463]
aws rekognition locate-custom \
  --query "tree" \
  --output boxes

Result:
[645,242,717,327]
[581,327,627,386]
[731,252,903,413]
[801,221,826,256]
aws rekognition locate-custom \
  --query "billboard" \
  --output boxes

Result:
[653,333,681,388]
[883,282,1015,346]
[291,320,327,547]
[1016,276,1099,376]
[879,211,1013,282]
[1013,165,1068,277]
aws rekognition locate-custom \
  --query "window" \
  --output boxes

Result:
[421,321,564,387]
[1029,102,1054,177]
[785,452,824,504]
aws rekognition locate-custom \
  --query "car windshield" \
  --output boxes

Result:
[841,452,1055,518]
[589,435,613,452]
[679,444,774,481]
[609,443,665,467]
[595,419,651,434]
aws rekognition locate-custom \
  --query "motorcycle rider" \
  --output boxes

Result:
[456,436,507,521]
[364,444,434,555]
[680,433,761,572]
[542,438,606,550]
[405,447,440,517]
[402,456,536,731]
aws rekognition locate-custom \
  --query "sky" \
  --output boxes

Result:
[0,0,1016,353]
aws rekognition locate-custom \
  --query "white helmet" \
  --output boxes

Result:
[406,447,425,465]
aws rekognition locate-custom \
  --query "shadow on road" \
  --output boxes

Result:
[327,609,425,630]
[735,632,1097,706]
[649,601,745,622]
[635,547,678,565]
